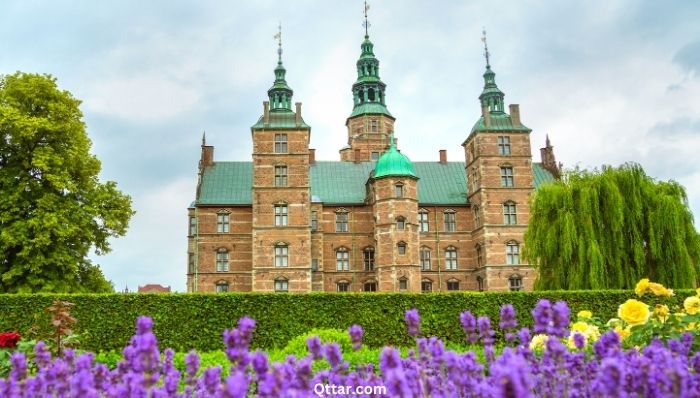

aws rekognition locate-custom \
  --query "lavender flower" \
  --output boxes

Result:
[499,304,518,330]
[348,324,364,351]
[404,308,421,337]
[306,335,322,360]
[460,310,479,344]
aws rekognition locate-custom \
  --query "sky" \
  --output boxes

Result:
[1,1,699,292]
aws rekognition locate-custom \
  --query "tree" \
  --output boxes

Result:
[524,163,700,290]
[0,72,134,293]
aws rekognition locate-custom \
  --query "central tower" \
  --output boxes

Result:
[340,8,395,162]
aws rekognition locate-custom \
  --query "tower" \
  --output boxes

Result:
[340,7,395,162]
[463,31,536,291]
[368,135,421,291]
[250,27,312,292]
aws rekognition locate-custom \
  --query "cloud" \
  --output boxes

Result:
[673,40,700,76]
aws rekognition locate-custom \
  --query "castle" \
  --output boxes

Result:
[186,26,560,293]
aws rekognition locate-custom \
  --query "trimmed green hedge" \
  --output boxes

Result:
[0,291,690,352]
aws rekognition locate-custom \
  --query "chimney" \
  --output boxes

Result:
[309,148,316,164]
[295,102,302,126]
[200,144,214,169]
[263,101,270,125]
[482,105,491,128]
[509,104,521,127]
[354,148,361,163]
[439,149,447,163]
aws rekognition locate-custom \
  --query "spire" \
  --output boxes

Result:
[349,1,392,119]
[201,131,206,146]
[479,29,505,114]
[268,22,293,112]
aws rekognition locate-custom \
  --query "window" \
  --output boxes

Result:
[216,250,229,272]
[274,134,288,153]
[188,253,195,273]
[473,206,481,227]
[503,202,517,225]
[399,277,408,291]
[397,242,407,255]
[274,204,288,226]
[216,213,229,233]
[311,211,318,232]
[421,280,433,293]
[445,247,457,270]
[216,281,229,293]
[363,281,377,292]
[311,259,318,271]
[275,165,288,187]
[363,247,375,271]
[500,166,514,187]
[498,136,511,156]
[420,248,431,270]
[509,275,523,291]
[336,248,349,271]
[447,280,460,291]
[274,278,289,292]
[189,216,197,236]
[369,119,378,132]
[477,276,484,292]
[476,244,484,267]
[274,243,289,267]
[418,210,429,232]
[506,242,520,265]
[443,210,456,232]
[395,184,403,198]
[371,151,380,161]
[337,281,350,292]
[396,216,406,230]
[335,210,349,232]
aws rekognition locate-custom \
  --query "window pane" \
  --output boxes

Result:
[444,212,456,232]
[419,212,429,232]
[336,212,348,232]
[447,281,459,291]
[420,249,431,270]
[189,217,197,236]
[395,185,403,198]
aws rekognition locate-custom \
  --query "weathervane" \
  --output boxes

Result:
[363,1,371,36]
[481,28,490,67]
[274,22,283,62]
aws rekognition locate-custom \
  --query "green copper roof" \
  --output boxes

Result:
[470,112,530,134]
[348,102,393,118]
[373,138,417,179]
[251,112,310,130]
[195,161,555,206]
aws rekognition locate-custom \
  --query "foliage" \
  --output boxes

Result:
[4,302,700,397]
[0,290,689,353]
[0,72,134,293]
[524,163,700,290]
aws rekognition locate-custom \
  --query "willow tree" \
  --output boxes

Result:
[524,163,700,290]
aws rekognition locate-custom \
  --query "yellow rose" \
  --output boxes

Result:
[696,287,700,297]
[618,299,650,326]
[635,278,650,297]
[615,325,631,340]
[686,322,697,331]
[606,318,623,328]
[571,321,589,333]
[653,304,670,322]
[529,334,548,350]
[648,283,673,297]
[577,310,592,319]
[684,296,700,315]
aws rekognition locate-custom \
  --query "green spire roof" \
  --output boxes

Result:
[373,134,417,179]
[268,31,293,113]
[479,65,505,113]
[349,34,392,119]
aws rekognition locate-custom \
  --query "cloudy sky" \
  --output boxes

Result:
[2,1,699,292]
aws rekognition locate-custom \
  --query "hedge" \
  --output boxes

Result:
[0,291,690,352]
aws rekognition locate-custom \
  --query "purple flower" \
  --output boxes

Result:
[224,371,249,398]
[499,304,518,331]
[404,308,421,337]
[531,299,553,334]
[324,343,343,369]
[348,324,364,351]
[489,348,533,398]
[460,310,479,344]
[306,335,322,360]
[477,316,495,346]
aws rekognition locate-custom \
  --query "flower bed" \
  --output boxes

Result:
[2,280,700,397]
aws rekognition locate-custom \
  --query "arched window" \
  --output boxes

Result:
[445,246,457,270]
[396,216,406,230]
[336,280,350,292]
[421,279,433,293]
[274,243,289,267]
[506,241,520,265]
[395,183,404,198]
[503,201,517,225]
[363,280,377,292]
[420,247,431,270]
[363,247,375,271]
[509,275,523,291]
[477,276,484,292]
[336,247,350,271]
[216,249,229,272]
[443,209,456,232]
[397,241,407,255]
[215,280,229,293]
[274,277,288,292]
[447,279,460,291]
[398,277,408,291]
[475,244,483,267]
